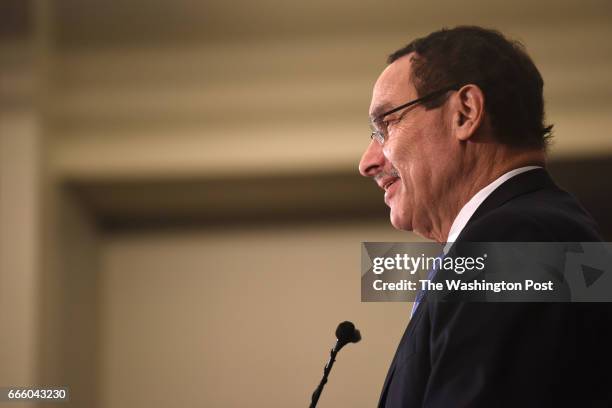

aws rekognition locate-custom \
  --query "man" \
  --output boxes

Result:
[359,26,611,407]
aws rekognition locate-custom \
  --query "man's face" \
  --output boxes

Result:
[359,54,457,236]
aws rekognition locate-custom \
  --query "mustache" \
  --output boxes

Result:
[374,168,400,183]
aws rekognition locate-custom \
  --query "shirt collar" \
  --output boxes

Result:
[443,166,542,254]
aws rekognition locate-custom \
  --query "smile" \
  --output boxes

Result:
[383,178,398,191]
[383,177,401,205]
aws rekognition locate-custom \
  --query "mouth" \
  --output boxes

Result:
[383,177,401,205]
[383,178,399,191]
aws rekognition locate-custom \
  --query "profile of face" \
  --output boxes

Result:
[359,54,462,237]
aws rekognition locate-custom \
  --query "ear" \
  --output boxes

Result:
[452,84,485,142]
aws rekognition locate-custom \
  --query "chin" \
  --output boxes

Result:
[389,208,412,231]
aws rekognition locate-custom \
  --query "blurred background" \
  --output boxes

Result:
[1,0,611,407]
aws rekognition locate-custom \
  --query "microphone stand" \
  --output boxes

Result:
[309,341,340,408]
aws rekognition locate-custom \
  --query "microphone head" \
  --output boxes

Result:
[335,321,361,351]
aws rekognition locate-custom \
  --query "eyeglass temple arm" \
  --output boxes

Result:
[377,84,463,121]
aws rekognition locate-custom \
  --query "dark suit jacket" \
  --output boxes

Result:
[378,168,612,407]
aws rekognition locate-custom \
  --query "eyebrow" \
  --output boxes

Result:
[369,102,394,120]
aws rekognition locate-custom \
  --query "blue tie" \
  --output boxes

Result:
[410,255,443,318]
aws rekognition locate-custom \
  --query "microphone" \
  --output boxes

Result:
[334,321,362,352]
[309,321,361,408]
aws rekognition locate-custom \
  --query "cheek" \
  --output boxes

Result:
[382,146,417,203]
[383,140,413,173]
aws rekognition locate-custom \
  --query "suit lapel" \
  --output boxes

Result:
[378,300,428,407]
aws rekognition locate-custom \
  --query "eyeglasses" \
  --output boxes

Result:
[369,84,461,145]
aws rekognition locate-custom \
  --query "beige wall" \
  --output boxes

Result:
[38,184,100,407]
[50,22,612,181]
[0,115,40,408]
[99,221,410,407]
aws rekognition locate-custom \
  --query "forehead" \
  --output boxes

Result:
[370,53,417,117]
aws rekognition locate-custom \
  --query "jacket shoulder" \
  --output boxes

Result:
[459,188,603,242]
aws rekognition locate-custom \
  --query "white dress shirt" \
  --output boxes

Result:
[442,166,542,254]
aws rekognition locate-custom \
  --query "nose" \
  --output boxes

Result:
[359,140,385,177]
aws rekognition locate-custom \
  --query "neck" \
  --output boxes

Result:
[421,147,545,243]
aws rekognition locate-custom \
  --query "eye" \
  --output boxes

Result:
[383,118,399,129]
[385,111,408,129]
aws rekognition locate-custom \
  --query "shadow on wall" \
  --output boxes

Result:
[62,155,612,238]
